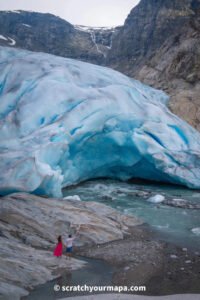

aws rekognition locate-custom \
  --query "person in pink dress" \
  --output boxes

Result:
[53,235,63,257]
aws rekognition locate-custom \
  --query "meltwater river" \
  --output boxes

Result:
[63,179,200,250]
[24,179,200,300]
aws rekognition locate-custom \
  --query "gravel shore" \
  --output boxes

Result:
[76,225,200,296]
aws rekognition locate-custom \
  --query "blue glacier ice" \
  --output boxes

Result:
[0,46,200,197]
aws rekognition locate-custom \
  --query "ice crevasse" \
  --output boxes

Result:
[0,46,200,197]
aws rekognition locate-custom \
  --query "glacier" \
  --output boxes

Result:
[0,46,200,197]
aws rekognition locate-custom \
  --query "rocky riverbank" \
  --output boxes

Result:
[0,193,141,300]
[1,193,199,300]
[77,227,200,296]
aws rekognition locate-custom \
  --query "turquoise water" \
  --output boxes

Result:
[63,180,200,250]
[24,180,200,300]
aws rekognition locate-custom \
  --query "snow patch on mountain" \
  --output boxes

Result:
[75,25,115,54]
[0,35,8,41]
[22,23,32,28]
[8,37,16,46]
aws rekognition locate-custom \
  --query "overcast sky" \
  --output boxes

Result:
[0,0,140,27]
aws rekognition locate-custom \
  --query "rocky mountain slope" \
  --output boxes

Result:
[0,10,116,65]
[107,0,200,130]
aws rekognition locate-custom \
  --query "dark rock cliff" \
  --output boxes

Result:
[0,10,115,65]
[107,0,200,130]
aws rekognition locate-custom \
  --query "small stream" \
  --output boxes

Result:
[23,256,114,299]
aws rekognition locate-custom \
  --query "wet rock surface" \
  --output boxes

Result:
[163,198,200,209]
[0,193,141,300]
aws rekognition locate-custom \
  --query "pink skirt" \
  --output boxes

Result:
[53,242,63,257]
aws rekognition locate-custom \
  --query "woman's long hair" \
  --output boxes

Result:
[57,235,62,243]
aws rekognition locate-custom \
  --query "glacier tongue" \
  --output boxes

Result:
[0,46,200,197]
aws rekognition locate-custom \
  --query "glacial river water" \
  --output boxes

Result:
[63,179,200,250]
[24,180,200,300]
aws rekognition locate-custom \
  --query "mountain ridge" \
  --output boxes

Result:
[0,10,116,65]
